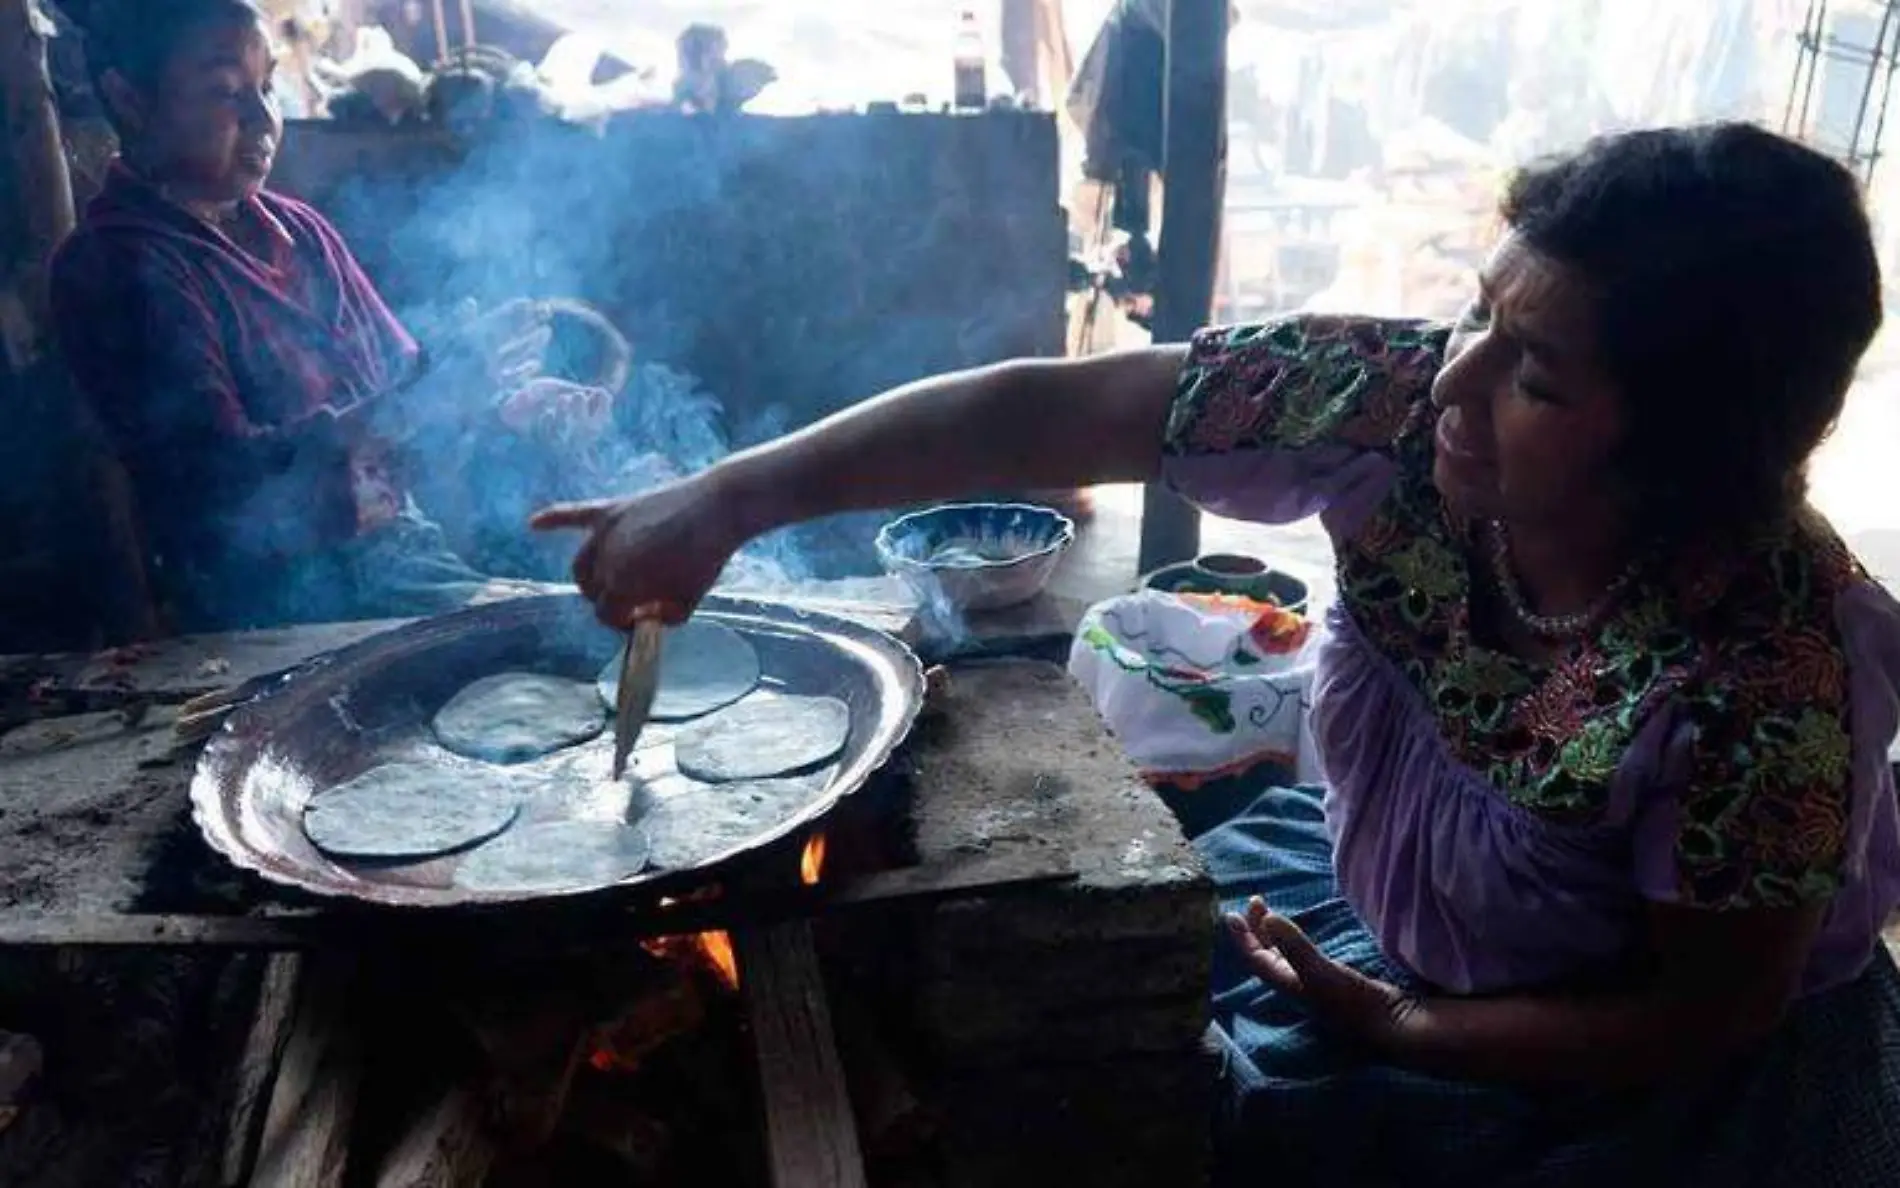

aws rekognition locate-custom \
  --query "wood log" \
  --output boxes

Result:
[251,959,364,1188]
[219,953,305,1186]
[450,948,679,1149]
[829,984,934,1162]
[735,920,867,1188]
[582,970,705,1073]
[558,1076,671,1178]
[462,1015,586,1152]
[372,1084,497,1188]
[166,953,309,1188]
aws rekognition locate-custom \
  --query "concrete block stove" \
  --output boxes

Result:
[0,615,1215,1187]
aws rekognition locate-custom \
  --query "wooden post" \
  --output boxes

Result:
[0,0,160,643]
[0,0,75,370]
[1001,0,1074,110]
[1137,0,1228,574]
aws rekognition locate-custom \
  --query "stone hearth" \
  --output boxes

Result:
[0,617,1215,1187]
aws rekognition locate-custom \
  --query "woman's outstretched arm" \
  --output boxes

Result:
[534,345,1186,625]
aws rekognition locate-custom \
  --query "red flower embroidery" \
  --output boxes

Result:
[1769,627,1847,703]
[1159,664,1212,683]
[1247,607,1312,656]
[1180,370,1274,453]
[1509,654,1592,741]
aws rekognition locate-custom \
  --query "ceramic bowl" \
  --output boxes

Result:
[1142,553,1310,615]
[875,502,1076,613]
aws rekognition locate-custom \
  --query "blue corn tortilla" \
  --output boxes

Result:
[644,769,834,870]
[452,819,653,893]
[303,763,525,859]
[671,692,850,783]
[596,620,761,723]
[433,672,607,763]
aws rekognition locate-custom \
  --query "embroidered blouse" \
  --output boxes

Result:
[1162,314,1900,996]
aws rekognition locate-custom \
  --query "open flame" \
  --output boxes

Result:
[594,836,830,1070]
[695,930,740,990]
[800,831,828,886]
[586,972,706,1073]
[632,894,741,996]
[686,833,822,992]
[637,929,740,993]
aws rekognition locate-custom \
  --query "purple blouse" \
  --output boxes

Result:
[1162,315,1900,997]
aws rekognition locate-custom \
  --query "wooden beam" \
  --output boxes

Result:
[0,860,1076,950]
[736,921,867,1188]
[0,4,159,644]
[1138,0,1230,574]
[0,0,75,369]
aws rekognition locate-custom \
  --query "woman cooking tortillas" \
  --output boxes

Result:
[540,125,1900,1185]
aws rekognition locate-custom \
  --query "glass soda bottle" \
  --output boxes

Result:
[953,9,987,110]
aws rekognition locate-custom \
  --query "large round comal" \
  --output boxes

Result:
[190,594,924,907]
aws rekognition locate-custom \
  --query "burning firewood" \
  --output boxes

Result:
[557,1077,672,1178]
[923,665,952,713]
[582,973,708,1075]
[457,1006,589,1152]
[449,948,696,1150]
[373,1085,497,1188]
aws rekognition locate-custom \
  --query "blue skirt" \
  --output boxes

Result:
[1192,784,1900,1188]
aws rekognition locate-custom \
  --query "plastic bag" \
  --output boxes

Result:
[1068,588,1319,785]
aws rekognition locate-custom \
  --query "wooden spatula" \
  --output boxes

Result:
[611,619,664,780]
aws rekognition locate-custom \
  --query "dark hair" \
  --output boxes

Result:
[1501,123,1882,548]
[83,0,264,125]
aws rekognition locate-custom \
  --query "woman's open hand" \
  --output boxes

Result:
[462,298,554,388]
[1226,898,1416,1047]
[531,471,749,627]
[496,377,612,444]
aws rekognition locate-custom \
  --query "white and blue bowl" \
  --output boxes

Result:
[875,502,1077,613]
